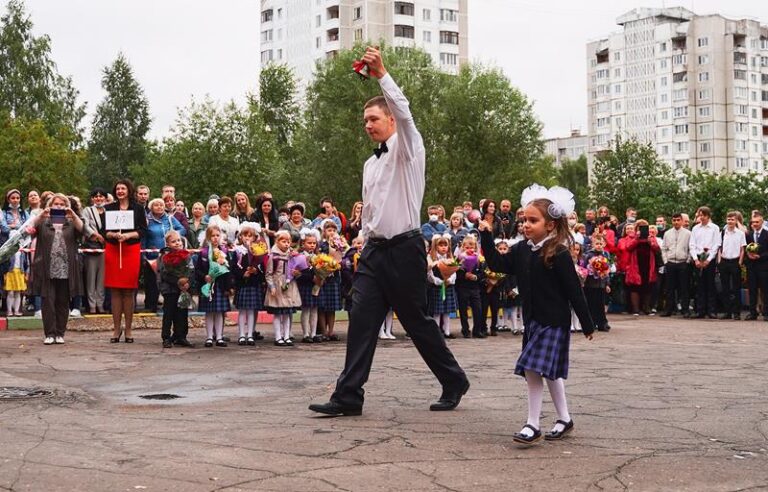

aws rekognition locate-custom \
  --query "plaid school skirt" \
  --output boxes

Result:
[317,274,342,312]
[427,285,457,315]
[297,280,321,308]
[234,285,263,311]
[514,320,570,380]
[198,278,231,313]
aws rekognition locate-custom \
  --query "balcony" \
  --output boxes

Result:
[326,27,339,43]
[734,52,748,66]
[326,5,339,20]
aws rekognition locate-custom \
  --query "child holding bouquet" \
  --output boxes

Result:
[341,234,364,314]
[296,228,322,343]
[570,242,586,332]
[231,222,267,346]
[498,242,523,334]
[427,234,458,339]
[158,230,194,348]
[265,229,301,346]
[455,235,486,338]
[316,219,346,341]
[583,234,612,332]
[482,239,507,336]
[196,225,232,348]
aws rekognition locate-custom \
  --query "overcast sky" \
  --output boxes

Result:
[11,0,768,140]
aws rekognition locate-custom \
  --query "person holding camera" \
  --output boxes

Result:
[620,220,660,315]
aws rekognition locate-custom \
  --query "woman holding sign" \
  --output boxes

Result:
[104,179,147,343]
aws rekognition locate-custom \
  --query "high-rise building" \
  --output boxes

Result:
[259,0,468,86]
[544,129,588,167]
[587,7,768,179]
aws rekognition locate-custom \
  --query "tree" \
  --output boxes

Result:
[0,114,87,194]
[590,137,682,219]
[87,53,151,188]
[682,171,768,224]
[556,155,589,212]
[251,63,299,147]
[0,0,85,138]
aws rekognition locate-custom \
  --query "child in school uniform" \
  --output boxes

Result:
[158,230,194,348]
[296,228,322,343]
[482,240,506,336]
[231,222,266,346]
[455,235,486,338]
[582,233,612,332]
[427,234,458,339]
[4,250,28,316]
[341,234,364,314]
[570,242,586,333]
[196,225,232,348]
[316,219,346,341]
[480,184,594,445]
[265,229,301,346]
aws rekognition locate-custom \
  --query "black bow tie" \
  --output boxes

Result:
[373,142,388,158]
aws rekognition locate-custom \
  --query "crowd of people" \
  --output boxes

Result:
[1,182,765,347]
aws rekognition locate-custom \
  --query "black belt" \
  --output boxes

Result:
[367,229,422,248]
[721,258,739,262]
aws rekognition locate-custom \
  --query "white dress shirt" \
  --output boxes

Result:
[720,227,746,260]
[361,74,425,240]
[689,221,721,262]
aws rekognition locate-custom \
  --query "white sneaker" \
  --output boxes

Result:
[69,309,82,318]
[55,336,65,344]
[34,310,42,319]
[43,337,54,345]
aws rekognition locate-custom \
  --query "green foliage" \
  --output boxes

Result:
[87,53,151,188]
[682,170,768,224]
[132,99,281,205]
[0,113,87,195]
[556,155,590,212]
[252,63,299,147]
[590,137,683,219]
[0,0,85,139]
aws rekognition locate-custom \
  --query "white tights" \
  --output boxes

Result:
[238,310,257,338]
[432,313,451,336]
[205,313,225,340]
[301,307,318,337]
[6,291,22,315]
[272,314,292,341]
[521,370,571,436]
[379,310,394,337]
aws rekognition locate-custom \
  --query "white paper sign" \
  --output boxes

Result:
[105,210,135,231]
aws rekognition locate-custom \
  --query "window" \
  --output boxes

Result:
[277,28,282,41]
[752,91,758,102]
[261,9,273,22]
[752,108,759,119]
[260,30,273,43]
[316,14,321,27]
[354,28,363,41]
[661,145,669,155]
[394,25,414,39]
[440,31,459,45]
[675,124,689,135]
[700,142,711,153]
[353,7,362,20]
[698,55,709,65]
[673,106,688,118]
[677,141,689,152]
[698,106,711,117]
[736,157,748,168]
[394,2,414,16]
[660,59,668,69]
[699,124,711,136]
[660,93,668,103]
[736,122,748,133]
[672,54,686,65]
[277,8,282,19]
[614,51,621,61]
[660,42,667,52]
[675,159,689,169]
[754,126,760,137]
[698,89,711,100]
[439,52,458,65]
[735,87,748,98]
[276,49,282,60]
[316,37,321,49]
[697,37,709,47]
[614,84,622,94]
[661,76,668,87]
[422,8,430,21]
[661,110,669,120]
[597,117,610,128]
[423,31,431,43]
[700,160,710,170]
[673,89,687,101]
[615,101,622,111]
[440,9,458,22]
[736,140,747,151]
[661,128,670,138]
[596,101,610,112]
[699,72,709,82]
[734,70,747,80]
[736,104,748,116]
[597,69,609,78]
[614,68,621,77]
[260,50,273,64]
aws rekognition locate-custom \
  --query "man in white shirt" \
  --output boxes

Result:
[689,206,722,318]
[309,48,469,417]
[718,211,746,320]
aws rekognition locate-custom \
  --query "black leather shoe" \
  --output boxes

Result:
[659,312,673,317]
[429,380,470,411]
[472,332,486,339]
[682,312,692,318]
[694,313,706,319]
[512,424,542,445]
[162,339,173,348]
[544,419,574,440]
[308,401,362,416]
[174,339,195,347]
[745,314,758,321]
[733,314,741,321]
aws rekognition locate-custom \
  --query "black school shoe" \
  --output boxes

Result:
[162,339,173,348]
[174,339,195,348]
[512,424,542,445]
[429,380,470,411]
[544,419,574,440]
[308,401,363,416]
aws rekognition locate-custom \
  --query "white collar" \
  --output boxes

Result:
[527,235,553,252]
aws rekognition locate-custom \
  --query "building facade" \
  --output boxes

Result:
[544,129,588,167]
[587,7,768,179]
[259,0,468,86]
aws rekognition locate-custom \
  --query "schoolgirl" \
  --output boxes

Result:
[196,225,232,347]
[296,228,322,343]
[230,222,266,346]
[480,184,594,445]
[427,234,458,339]
[316,219,347,341]
[4,250,28,316]
[497,240,523,334]
[265,229,302,346]
[341,233,364,315]
[570,242,585,333]
[454,235,486,338]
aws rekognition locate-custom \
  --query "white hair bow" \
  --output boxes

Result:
[520,183,575,219]
[300,228,320,241]
[240,221,262,234]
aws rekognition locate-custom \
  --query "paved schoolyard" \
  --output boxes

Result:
[0,314,766,491]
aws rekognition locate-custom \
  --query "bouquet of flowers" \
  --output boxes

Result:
[588,255,611,279]
[576,265,589,286]
[161,249,191,278]
[746,242,760,254]
[484,268,506,293]
[250,240,269,258]
[201,247,230,300]
[310,253,341,296]
[0,218,35,264]
[285,251,309,289]
[459,251,479,272]
[697,247,710,263]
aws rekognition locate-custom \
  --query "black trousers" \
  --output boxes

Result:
[664,262,690,314]
[456,286,483,336]
[696,262,717,315]
[42,279,70,338]
[331,234,467,408]
[584,287,607,330]
[161,293,189,341]
[746,265,768,316]
[717,260,741,315]
[480,288,500,333]
[142,259,160,311]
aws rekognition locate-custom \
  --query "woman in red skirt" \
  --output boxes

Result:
[103,179,147,343]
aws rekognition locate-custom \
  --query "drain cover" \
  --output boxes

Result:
[0,387,54,400]
[139,393,183,400]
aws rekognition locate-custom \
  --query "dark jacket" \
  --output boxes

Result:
[230,247,266,289]
[103,202,147,245]
[454,255,486,291]
[481,230,594,335]
[495,212,515,239]
[157,247,193,295]
[745,229,768,271]
[30,219,84,299]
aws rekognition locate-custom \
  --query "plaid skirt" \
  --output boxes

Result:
[427,285,457,315]
[514,320,570,380]
[234,285,263,310]
[298,281,321,308]
[198,280,231,313]
[317,275,342,312]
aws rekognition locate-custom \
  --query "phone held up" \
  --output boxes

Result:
[50,208,67,225]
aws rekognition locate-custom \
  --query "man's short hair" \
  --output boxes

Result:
[671,213,683,219]
[753,211,764,219]
[726,211,739,219]
[697,206,711,218]
[626,207,636,213]
[364,96,391,115]
[137,185,149,193]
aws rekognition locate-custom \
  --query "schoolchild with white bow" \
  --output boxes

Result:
[265,229,302,346]
[480,184,594,445]
[296,228,323,343]
[427,234,458,339]
[230,222,266,346]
